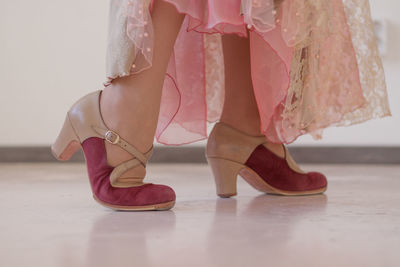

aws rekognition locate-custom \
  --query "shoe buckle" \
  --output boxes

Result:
[105,130,120,145]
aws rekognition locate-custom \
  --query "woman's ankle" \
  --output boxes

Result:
[219,115,262,137]
[100,84,157,152]
[217,116,286,158]
[99,86,157,173]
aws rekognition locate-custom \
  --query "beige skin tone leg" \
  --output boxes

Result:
[100,0,185,177]
[100,0,300,176]
[220,33,303,172]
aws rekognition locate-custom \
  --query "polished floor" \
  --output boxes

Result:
[0,163,399,267]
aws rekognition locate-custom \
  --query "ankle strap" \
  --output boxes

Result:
[92,126,152,167]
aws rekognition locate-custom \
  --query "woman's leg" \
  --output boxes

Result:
[100,0,185,176]
[219,33,286,158]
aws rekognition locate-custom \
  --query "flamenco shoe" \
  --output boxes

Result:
[206,122,327,197]
[51,90,175,211]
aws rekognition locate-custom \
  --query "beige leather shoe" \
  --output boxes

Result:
[51,90,176,211]
[206,122,327,197]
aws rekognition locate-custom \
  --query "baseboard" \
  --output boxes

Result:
[0,146,399,164]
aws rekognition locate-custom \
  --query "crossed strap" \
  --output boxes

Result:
[92,126,153,187]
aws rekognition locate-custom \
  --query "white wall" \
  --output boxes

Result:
[0,0,397,147]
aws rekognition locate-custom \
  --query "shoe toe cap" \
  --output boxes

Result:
[134,184,176,206]
[307,171,328,189]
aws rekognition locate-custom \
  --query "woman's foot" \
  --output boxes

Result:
[99,79,162,184]
[206,122,327,197]
[207,33,326,197]
[52,0,185,210]
[100,0,185,183]
[52,90,176,210]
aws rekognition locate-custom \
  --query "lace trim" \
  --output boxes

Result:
[105,0,153,86]
[279,0,391,140]
[105,0,391,143]
[339,0,391,125]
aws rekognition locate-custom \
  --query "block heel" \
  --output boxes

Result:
[51,114,80,161]
[206,157,244,198]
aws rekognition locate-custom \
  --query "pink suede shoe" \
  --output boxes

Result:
[51,90,175,211]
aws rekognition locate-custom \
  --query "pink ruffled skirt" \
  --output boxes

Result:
[105,0,391,145]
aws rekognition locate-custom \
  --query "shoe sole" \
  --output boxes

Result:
[93,195,175,211]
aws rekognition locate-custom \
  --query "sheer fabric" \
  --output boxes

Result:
[105,0,391,145]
